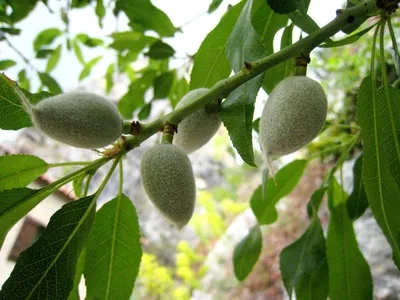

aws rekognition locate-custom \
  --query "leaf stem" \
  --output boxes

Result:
[48,161,92,168]
[118,159,123,196]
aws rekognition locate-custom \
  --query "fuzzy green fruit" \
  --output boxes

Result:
[174,88,221,153]
[140,144,196,228]
[31,92,123,148]
[259,76,327,167]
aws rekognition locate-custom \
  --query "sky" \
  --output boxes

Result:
[0,0,345,142]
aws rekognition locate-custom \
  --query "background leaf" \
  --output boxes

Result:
[84,194,142,300]
[190,1,244,90]
[0,59,16,70]
[38,72,62,94]
[267,0,299,14]
[145,40,175,60]
[221,0,266,167]
[45,44,62,72]
[358,76,400,269]
[280,216,328,300]
[0,154,48,191]
[116,0,177,37]
[79,55,102,81]
[33,28,62,51]
[0,196,95,299]
[306,187,326,218]
[346,154,368,220]
[153,71,174,99]
[251,160,308,224]
[208,0,223,13]
[326,178,373,300]
[233,225,262,281]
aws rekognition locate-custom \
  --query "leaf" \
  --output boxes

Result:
[252,117,260,133]
[0,74,51,130]
[46,44,62,72]
[67,248,86,300]
[115,0,177,37]
[73,39,85,65]
[0,154,48,191]
[0,59,16,70]
[84,194,142,300]
[326,177,373,300]
[280,216,328,300]
[95,0,106,27]
[251,0,288,54]
[73,173,86,198]
[357,76,400,269]
[105,63,114,94]
[145,40,175,60]
[138,102,152,120]
[221,0,266,167]
[118,69,156,119]
[79,56,102,81]
[346,154,368,220]
[36,48,54,59]
[153,71,174,99]
[262,24,295,93]
[0,188,52,248]
[190,1,244,90]
[38,72,62,94]
[251,160,307,224]
[33,28,62,51]
[289,10,321,35]
[0,26,21,35]
[320,23,377,48]
[208,0,223,13]
[109,31,155,53]
[233,225,262,281]
[267,0,298,14]
[18,69,30,90]
[0,195,96,299]
[306,187,326,218]
[169,77,189,108]
[8,0,38,23]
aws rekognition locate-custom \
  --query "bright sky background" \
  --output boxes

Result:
[0,0,345,142]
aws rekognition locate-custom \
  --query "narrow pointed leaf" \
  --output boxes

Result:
[38,72,62,94]
[221,0,266,167]
[358,76,400,269]
[45,44,62,72]
[326,178,373,300]
[67,248,86,300]
[306,187,327,218]
[33,28,62,51]
[233,225,262,281]
[251,160,308,224]
[0,154,48,191]
[280,216,328,300]
[0,195,96,299]
[84,194,142,300]
[190,1,244,89]
[346,154,368,220]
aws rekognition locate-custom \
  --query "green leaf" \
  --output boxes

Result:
[18,69,30,90]
[0,74,51,130]
[190,1,244,90]
[72,173,86,198]
[280,216,328,300]
[73,39,85,65]
[252,117,260,133]
[208,0,223,13]
[138,102,152,120]
[262,24,295,93]
[267,0,298,14]
[221,0,266,167]
[95,0,106,27]
[45,44,62,72]
[116,0,177,37]
[0,59,16,70]
[38,72,62,94]
[0,188,52,248]
[169,77,189,108]
[251,0,288,54]
[36,48,54,59]
[358,76,400,269]
[0,195,96,299]
[33,28,62,51]
[306,187,326,218]
[76,34,103,48]
[326,177,373,300]
[145,40,175,60]
[320,23,377,48]
[346,154,368,220]
[79,56,102,81]
[105,63,114,94]
[118,69,156,119]
[67,248,86,300]
[84,194,142,300]
[0,154,48,191]
[251,160,307,224]
[0,26,21,35]
[109,31,155,52]
[233,225,262,281]
[153,71,174,99]
[8,0,38,23]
